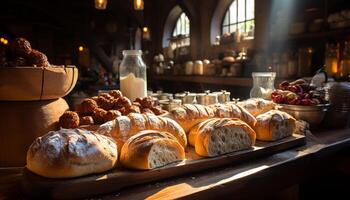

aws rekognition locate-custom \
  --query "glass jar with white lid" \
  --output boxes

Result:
[250,72,276,99]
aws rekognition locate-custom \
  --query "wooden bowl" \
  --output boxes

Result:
[0,65,78,101]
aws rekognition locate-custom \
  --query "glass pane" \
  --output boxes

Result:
[237,0,245,22]
[246,0,254,20]
[238,22,245,33]
[223,12,229,26]
[173,12,190,37]
[245,20,255,33]
[222,26,229,34]
[229,1,237,24]
[229,24,237,33]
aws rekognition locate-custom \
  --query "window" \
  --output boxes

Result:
[173,12,190,37]
[222,0,254,36]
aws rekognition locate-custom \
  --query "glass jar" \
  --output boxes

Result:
[250,72,276,99]
[119,50,147,101]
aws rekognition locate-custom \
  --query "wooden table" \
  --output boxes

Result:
[1,128,350,199]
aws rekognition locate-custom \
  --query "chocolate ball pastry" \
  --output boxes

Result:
[10,38,32,57]
[99,93,113,100]
[96,96,114,110]
[122,105,141,115]
[79,98,98,115]
[59,111,80,129]
[28,49,50,67]
[140,97,154,108]
[92,108,108,124]
[109,90,123,99]
[79,116,94,126]
[115,96,132,109]
[105,110,122,121]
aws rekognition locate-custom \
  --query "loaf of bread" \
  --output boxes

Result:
[236,98,276,117]
[188,118,256,157]
[26,128,118,178]
[97,113,187,152]
[254,110,296,141]
[169,104,256,133]
[120,130,185,170]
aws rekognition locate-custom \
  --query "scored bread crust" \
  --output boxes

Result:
[189,118,256,157]
[97,113,187,152]
[255,110,296,141]
[236,98,276,117]
[169,104,256,133]
[26,128,118,178]
[120,130,185,170]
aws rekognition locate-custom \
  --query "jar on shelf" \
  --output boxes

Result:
[250,72,276,99]
[325,43,340,78]
[119,50,147,101]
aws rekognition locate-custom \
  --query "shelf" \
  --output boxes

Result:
[152,75,290,87]
[271,27,350,43]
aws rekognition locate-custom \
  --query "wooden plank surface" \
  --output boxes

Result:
[21,135,306,199]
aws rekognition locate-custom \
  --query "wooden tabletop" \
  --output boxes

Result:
[0,128,349,199]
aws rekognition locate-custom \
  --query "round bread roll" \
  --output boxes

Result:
[255,110,296,141]
[26,128,118,178]
[120,130,185,170]
[189,118,256,157]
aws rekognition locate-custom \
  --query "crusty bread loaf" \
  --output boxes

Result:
[97,113,187,152]
[26,128,118,178]
[120,130,185,170]
[188,118,256,157]
[169,104,256,133]
[255,110,296,141]
[236,98,276,117]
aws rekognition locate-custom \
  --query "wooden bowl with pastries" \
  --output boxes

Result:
[0,65,78,101]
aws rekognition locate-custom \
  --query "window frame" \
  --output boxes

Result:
[221,0,255,35]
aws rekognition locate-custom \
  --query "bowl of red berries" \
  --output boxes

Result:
[271,79,330,127]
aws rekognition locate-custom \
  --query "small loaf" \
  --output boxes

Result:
[97,113,187,152]
[169,104,256,133]
[120,130,185,170]
[255,110,296,141]
[189,118,256,157]
[236,98,276,117]
[26,128,118,178]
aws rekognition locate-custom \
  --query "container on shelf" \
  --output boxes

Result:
[119,50,147,101]
[193,60,204,75]
[214,90,231,103]
[159,99,182,111]
[175,91,197,104]
[196,91,218,105]
[150,90,173,100]
[185,61,194,75]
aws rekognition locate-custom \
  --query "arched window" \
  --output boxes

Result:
[222,0,254,37]
[173,12,190,37]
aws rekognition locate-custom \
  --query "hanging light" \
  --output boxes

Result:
[78,46,84,52]
[95,0,107,10]
[134,0,144,10]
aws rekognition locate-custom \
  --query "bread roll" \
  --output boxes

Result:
[120,130,185,170]
[97,113,187,152]
[169,104,256,133]
[236,98,276,117]
[189,118,256,157]
[26,128,118,178]
[255,110,296,141]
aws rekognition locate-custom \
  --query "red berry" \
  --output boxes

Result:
[301,99,312,106]
[279,81,290,90]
